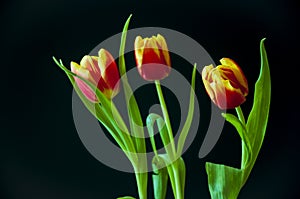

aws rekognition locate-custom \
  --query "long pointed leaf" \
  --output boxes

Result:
[243,38,271,184]
[118,14,146,156]
[118,15,147,199]
[177,63,197,156]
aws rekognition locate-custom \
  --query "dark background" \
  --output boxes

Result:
[1,0,299,198]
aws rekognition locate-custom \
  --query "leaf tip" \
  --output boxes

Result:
[52,56,61,66]
[126,14,133,23]
[260,38,267,47]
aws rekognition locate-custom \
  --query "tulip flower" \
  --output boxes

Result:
[134,34,171,81]
[71,49,120,102]
[202,58,248,109]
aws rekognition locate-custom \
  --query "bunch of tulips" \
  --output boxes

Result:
[53,15,271,199]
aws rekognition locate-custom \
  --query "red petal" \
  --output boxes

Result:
[138,63,171,81]
[74,77,98,102]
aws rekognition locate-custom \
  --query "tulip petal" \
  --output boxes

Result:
[223,80,246,109]
[98,49,109,75]
[210,81,227,109]
[134,36,145,67]
[80,56,99,74]
[71,61,98,102]
[80,56,100,84]
[220,58,248,95]
[98,48,120,98]
[74,77,99,102]
[138,63,171,81]
[71,61,96,85]
[142,42,163,65]
[202,79,216,104]
[217,65,242,90]
[202,64,214,82]
[146,37,161,58]
[156,34,171,66]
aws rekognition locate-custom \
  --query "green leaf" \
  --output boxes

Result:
[152,156,169,199]
[243,38,271,184]
[206,162,243,199]
[117,196,136,199]
[222,112,252,168]
[175,157,186,198]
[166,157,186,199]
[155,155,186,199]
[177,63,197,156]
[118,15,147,199]
[119,14,132,77]
[118,14,146,155]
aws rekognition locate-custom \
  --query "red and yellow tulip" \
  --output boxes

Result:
[71,49,120,102]
[134,34,171,81]
[202,58,248,109]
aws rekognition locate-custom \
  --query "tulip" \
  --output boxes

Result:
[202,58,248,109]
[134,34,171,81]
[71,49,120,102]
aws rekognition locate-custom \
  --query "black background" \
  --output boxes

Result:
[1,0,299,198]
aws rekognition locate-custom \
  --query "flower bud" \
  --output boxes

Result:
[202,58,248,109]
[71,49,120,102]
[134,34,171,81]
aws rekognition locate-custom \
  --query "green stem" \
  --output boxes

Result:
[109,102,138,158]
[235,106,248,169]
[235,106,246,125]
[134,169,148,199]
[155,80,176,158]
[168,159,185,199]
[174,166,183,199]
[155,81,185,198]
